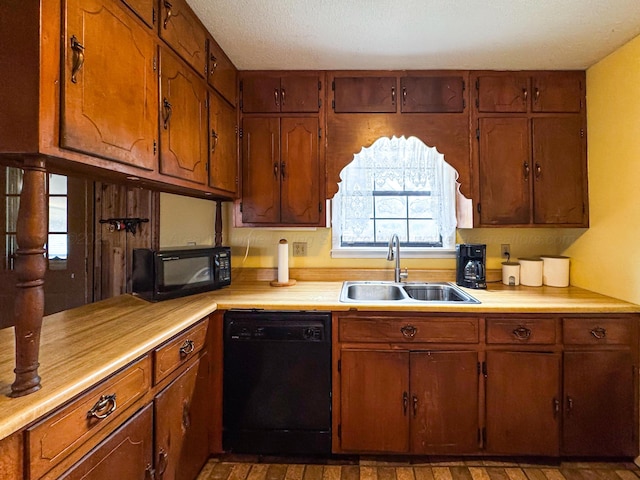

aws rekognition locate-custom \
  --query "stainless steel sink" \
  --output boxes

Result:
[340,281,480,304]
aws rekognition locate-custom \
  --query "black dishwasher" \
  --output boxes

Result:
[223,310,332,455]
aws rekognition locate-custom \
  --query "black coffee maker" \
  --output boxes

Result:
[456,244,487,289]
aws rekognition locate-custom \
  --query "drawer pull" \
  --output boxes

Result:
[590,326,607,339]
[400,324,417,338]
[87,393,117,419]
[179,339,195,357]
[512,326,531,340]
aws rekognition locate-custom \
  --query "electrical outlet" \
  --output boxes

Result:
[501,244,511,258]
[292,242,307,257]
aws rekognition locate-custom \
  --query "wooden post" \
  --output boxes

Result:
[214,200,223,247]
[11,157,47,397]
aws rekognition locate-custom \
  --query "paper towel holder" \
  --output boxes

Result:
[271,238,297,287]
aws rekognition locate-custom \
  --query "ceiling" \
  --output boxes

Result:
[187,0,640,71]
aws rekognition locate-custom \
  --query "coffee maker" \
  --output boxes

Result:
[456,244,487,289]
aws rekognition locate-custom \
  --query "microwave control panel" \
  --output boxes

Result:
[216,251,231,283]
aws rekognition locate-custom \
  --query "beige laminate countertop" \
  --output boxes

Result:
[1,279,639,442]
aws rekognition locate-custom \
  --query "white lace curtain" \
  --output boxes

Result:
[334,135,457,248]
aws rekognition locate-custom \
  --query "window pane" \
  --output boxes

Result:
[408,196,436,219]
[6,196,19,233]
[341,220,374,244]
[47,234,68,260]
[49,196,67,232]
[6,167,23,194]
[48,174,67,195]
[376,221,406,243]
[375,196,406,219]
[409,220,440,243]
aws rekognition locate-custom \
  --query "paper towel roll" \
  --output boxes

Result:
[277,239,289,284]
[541,255,570,287]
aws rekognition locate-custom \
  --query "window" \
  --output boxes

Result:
[331,136,458,258]
[4,168,68,270]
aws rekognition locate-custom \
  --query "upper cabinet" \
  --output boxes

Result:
[241,73,322,113]
[159,47,208,185]
[120,0,155,28]
[476,71,583,113]
[207,37,238,106]
[472,71,588,227]
[400,75,465,113]
[333,76,397,113]
[209,90,238,195]
[159,0,207,77]
[62,0,158,171]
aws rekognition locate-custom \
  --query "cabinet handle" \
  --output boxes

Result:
[162,98,172,129]
[534,87,540,102]
[179,339,195,357]
[281,88,286,106]
[70,35,85,84]
[209,55,218,75]
[412,395,418,417]
[400,324,417,338]
[145,464,156,480]
[553,397,560,417]
[566,396,574,414]
[87,393,117,419]
[157,448,168,478]
[281,161,286,179]
[523,162,530,180]
[512,326,531,340]
[535,163,542,179]
[273,162,279,178]
[211,129,219,153]
[402,391,408,415]
[163,1,173,29]
[402,87,407,105]
[590,326,607,339]
[522,88,528,101]
[274,88,279,107]
[391,86,396,104]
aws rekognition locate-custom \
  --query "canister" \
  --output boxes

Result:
[519,257,543,286]
[501,261,520,286]
[541,255,570,287]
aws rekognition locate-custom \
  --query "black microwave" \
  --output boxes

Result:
[132,246,231,301]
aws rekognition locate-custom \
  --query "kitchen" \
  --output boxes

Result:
[1,0,640,478]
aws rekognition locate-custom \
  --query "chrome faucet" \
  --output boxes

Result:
[387,234,408,283]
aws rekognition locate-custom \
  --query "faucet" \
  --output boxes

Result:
[387,234,408,283]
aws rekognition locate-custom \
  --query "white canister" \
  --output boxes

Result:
[502,262,520,286]
[541,255,570,287]
[519,257,543,286]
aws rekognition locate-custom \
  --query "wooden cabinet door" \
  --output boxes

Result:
[333,76,397,113]
[159,0,207,76]
[241,75,282,113]
[532,72,583,113]
[209,91,238,195]
[476,74,528,113]
[410,351,478,454]
[62,0,157,171]
[57,404,153,480]
[207,37,237,106]
[280,117,320,224]
[120,0,155,27]
[400,76,465,113]
[241,117,280,223]
[280,75,320,113]
[340,350,410,453]
[155,353,211,480]
[532,117,586,225]
[159,48,208,184]
[563,350,636,456]
[485,351,561,456]
[477,117,531,225]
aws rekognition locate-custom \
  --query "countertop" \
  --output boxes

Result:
[1,279,639,442]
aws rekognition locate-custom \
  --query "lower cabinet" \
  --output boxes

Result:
[56,404,154,480]
[155,352,211,480]
[339,348,479,454]
[484,351,561,456]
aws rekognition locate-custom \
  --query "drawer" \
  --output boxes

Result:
[154,317,209,383]
[563,318,633,345]
[27,355,151,480]
[339,316,479,344]
[486,318,557,344]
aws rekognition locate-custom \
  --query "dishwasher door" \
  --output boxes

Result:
[223,310,332,455]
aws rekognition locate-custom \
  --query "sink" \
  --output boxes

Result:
[340,281,480,304]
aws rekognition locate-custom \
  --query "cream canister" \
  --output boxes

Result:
[541,255,570,287]
[519,257,543,286]
[501,261,520,286]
